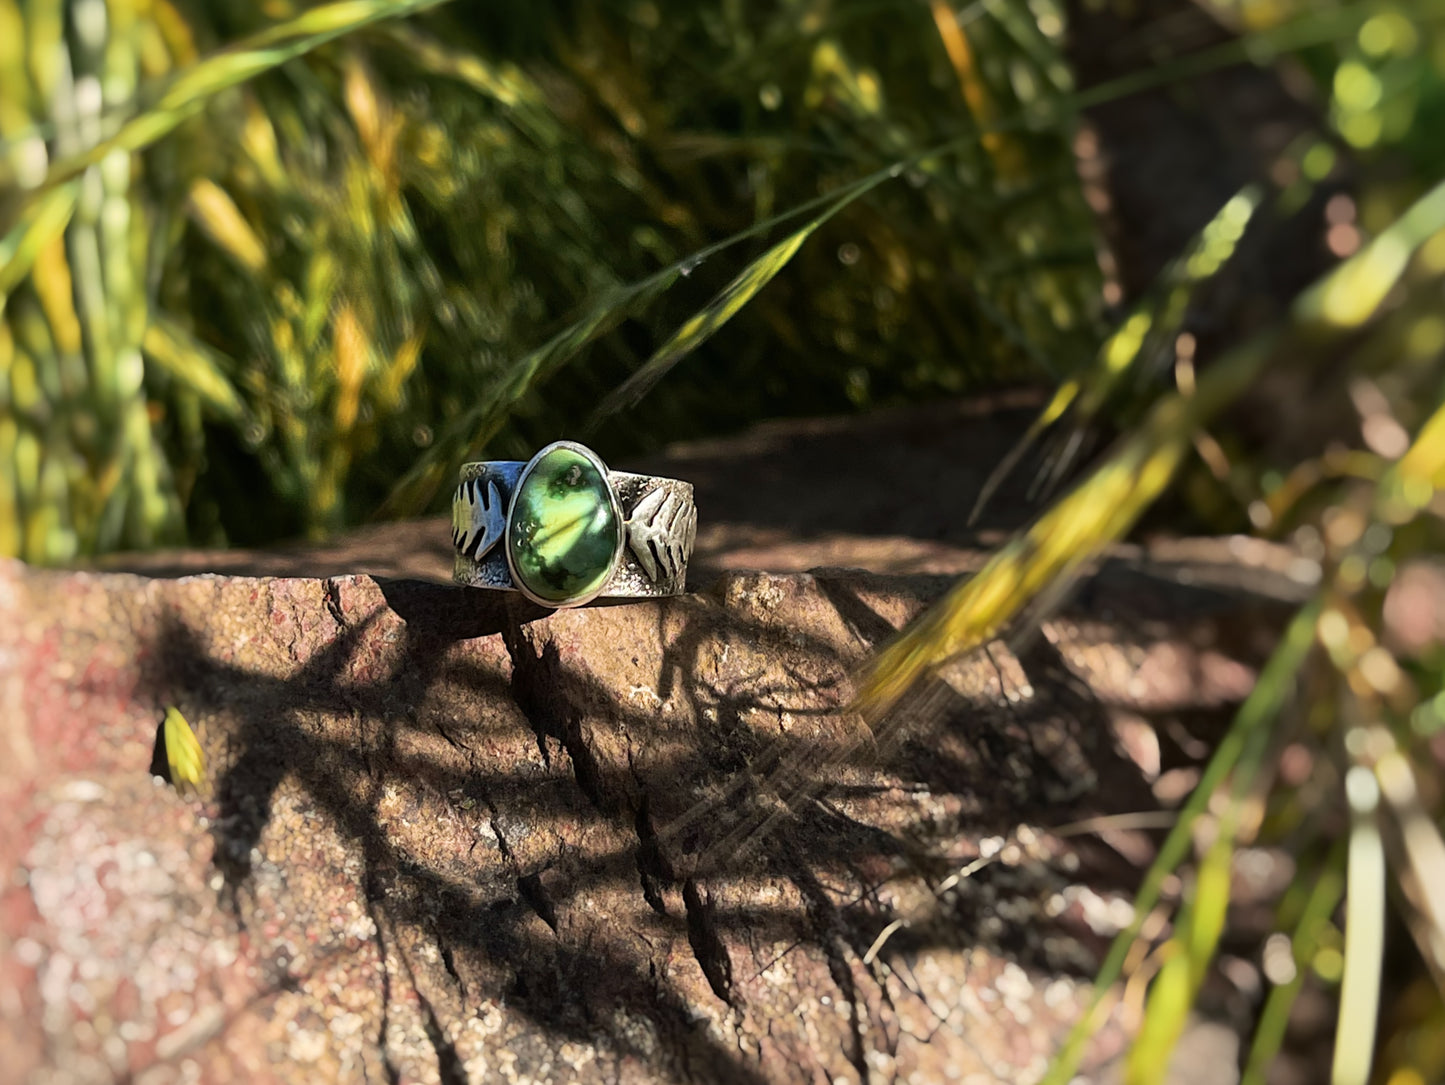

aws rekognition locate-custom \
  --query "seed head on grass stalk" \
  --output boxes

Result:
[856,169,1445,723]
[829,150,1445,1077]
[160,705,206,797]
[969,185,1264,522]
[852,330,1270,724]
[1037,179,1445,1082]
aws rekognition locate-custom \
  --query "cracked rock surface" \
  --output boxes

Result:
[2,537,1299,1084]
[2,390,1318,1084]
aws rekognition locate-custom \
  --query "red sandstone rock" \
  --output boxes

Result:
[0,546,1298,1084]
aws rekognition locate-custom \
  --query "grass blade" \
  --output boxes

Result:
[1127,583,1291,1082]
[0,183,78,298]
[1376,750,1445,986]
[586,173,889,429]
[1040,595,1322,1085]
[17,0,453,195]
[969,185,1262,524]
[378,271,679,517]
[853,327,1279,720]
[860,173,1445,722]
[1333,766,1386,1085]
[379,158,913,517]
[140,317,248,423]
[1127,823,1237,1084]
[1240,857,1346,1085]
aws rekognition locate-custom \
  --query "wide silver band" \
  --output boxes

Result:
[451,445,697,607]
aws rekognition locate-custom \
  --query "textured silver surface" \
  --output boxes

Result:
[451,460,695,604]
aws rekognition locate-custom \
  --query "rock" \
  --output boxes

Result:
[7,393,1315,1083]
[0,544,1300,1084]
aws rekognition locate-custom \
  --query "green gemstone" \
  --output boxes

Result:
[507,446,620,605]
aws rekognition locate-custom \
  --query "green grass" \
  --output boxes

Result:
[4,0,1445,1081]
[1,0,1105,551]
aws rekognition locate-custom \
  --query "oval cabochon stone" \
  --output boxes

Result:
[507,446,620,605]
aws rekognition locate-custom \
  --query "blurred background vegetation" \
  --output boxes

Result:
[1,0,1107,556]
[4,0,1445,1082]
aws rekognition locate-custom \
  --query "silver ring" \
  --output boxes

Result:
[450,440,697,608]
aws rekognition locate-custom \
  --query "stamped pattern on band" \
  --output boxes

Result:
[626,483,697,585]
[452,477,506,561]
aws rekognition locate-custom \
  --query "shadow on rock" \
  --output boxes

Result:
[64,561,1283,1082]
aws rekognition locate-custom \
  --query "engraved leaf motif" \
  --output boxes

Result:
[452,478,506,560]
[627,485,693,584]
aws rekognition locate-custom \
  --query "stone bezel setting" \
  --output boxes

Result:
[503,440,626,609]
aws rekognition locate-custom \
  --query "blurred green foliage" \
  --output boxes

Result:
[5,1,1445,1083]
[0,0,1099,554]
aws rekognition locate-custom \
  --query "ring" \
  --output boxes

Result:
[450,441,697,608]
